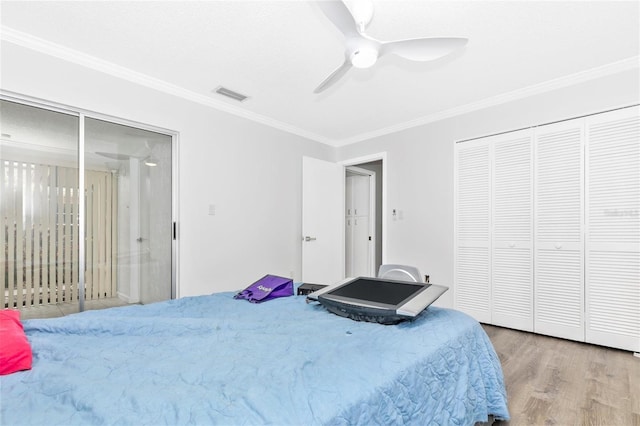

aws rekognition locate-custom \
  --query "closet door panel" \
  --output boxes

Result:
[536,249,583,330]
[587,252,639,351]
[456,246,490,321]
[493,246,532,329]
[346,175,354,216]
[585,106,640,352]
[455,139,491,322]
[534,119,585,341]
[492,130,533,331]
[352,175,370,217]
[345,218,354,277]
[352,216,370,277]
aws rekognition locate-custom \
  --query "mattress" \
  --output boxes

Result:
[0,291,509,425]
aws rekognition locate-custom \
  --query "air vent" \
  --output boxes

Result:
[213,86,249,102]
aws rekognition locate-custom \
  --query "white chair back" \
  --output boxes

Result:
[377,264,423,282]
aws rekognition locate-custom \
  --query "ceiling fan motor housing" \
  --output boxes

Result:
[346,37,380,68]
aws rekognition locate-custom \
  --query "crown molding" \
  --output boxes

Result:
[3,26,637,149]
[0,26,332,145]
[333,55,640,147]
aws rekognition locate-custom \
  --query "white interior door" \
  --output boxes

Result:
[302,156,344,284]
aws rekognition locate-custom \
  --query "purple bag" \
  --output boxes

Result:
[234,274,294,303]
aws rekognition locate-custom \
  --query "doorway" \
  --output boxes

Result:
[342,156,384,278]
[301,154,385,285]
[345,166,375,277]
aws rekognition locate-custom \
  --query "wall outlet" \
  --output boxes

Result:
[208,204,216,215]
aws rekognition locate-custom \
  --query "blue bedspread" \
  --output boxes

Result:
[1,293,509,425]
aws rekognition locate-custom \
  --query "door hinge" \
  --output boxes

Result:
[173,222,177,240]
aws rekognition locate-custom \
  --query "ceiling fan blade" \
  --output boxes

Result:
[317,1,359,38]
[314,59,352,93]
[381,37,468,61]
[345,0,374,30]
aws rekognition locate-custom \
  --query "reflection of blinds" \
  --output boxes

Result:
[85,170,118,303]
[1,160,117,308]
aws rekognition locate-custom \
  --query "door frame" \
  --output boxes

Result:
[345,166,376,277]
[340,152,387,268]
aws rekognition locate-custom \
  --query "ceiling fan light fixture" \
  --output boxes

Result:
[350,47,378,68]
[314,0,468,94]
[144,157,158,167]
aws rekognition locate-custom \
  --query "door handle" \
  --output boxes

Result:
[304,236,317,242]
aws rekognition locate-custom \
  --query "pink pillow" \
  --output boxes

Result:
[0,310,32,375]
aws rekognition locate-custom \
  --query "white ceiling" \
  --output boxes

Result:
[1,1,639,146]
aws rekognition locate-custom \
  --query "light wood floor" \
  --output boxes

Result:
[482,324,640,426]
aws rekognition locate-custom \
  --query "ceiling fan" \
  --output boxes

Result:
[314,0,468,93]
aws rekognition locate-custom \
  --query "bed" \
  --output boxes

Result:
[1,290,509,425]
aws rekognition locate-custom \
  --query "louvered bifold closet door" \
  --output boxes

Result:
[492,130,534,331]
[534,119,585,341]
[455,139,491,322]
[585,106,640,352]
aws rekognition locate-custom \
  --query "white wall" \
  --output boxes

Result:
[337,69,639,308]
[3,41,637,305]
[1,42,334,296]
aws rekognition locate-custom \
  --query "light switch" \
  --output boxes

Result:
[208,204,216,216]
